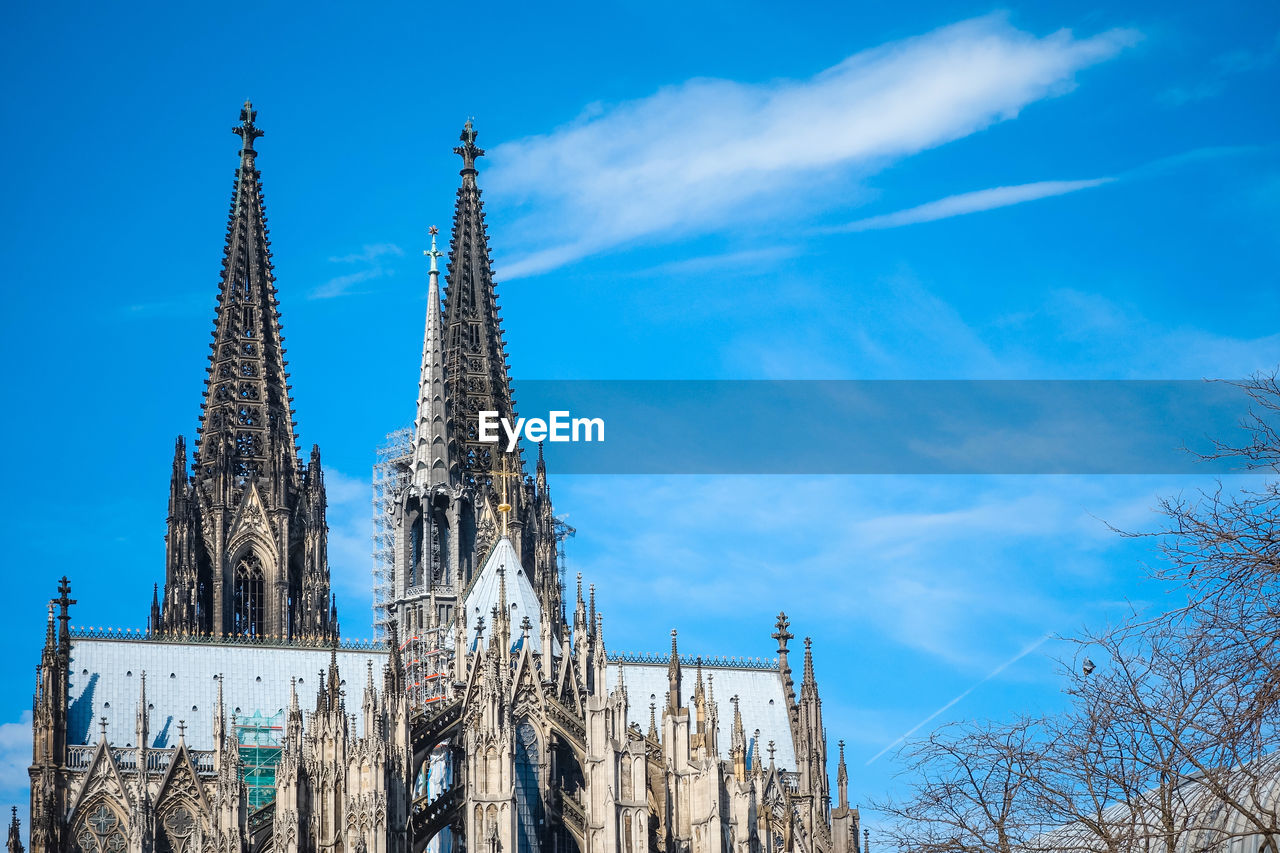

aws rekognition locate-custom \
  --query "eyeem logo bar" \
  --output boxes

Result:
[479,411,605,452]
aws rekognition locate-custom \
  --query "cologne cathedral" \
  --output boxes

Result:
[16,103,863,853]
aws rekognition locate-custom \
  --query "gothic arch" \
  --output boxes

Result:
[155,800,205,853]
[69,798,128,853]
[231,549,267,637]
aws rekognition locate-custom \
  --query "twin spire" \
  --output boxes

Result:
[196,99,299,497]
[440,120,519,488]
[412,118,516,492]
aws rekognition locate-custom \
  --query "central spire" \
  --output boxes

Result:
[411,225,453,489]
[442,119,518,489]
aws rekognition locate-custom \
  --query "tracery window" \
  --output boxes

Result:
[233,554,265,637]
[236,431,262,458]
[515,721,543,853]
[156,804,198,853]
[72,802,126,853]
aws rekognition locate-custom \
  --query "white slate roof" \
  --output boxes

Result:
[462,537,543,653]
[605,661,797,771]
[67,638,388,751]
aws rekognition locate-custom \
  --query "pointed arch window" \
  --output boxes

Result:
[156,803,198,853]
[409,514,423,589]
[515,720,543,853]
[430,507,446,586]
[72,802,126,853]
[233,554,265,637]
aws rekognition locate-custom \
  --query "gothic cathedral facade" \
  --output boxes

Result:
[17,104,863,853]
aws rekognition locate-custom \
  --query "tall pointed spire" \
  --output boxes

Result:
[801,636,817,695]
[162,102,333,642]
[442,119,518,487]
[196,100,299,499]
[412,226,453,488]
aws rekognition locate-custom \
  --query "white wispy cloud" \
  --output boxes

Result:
[487,14,1138,278]
[561,475,1170,667]
[0,710,32,833]
[1160,32,1280,106]
[828,178,1114,232]
[311,243,404,300]
[723,270,1280,381]
[327,244,404,265]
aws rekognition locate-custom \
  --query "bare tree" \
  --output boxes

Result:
[875,717,1050,853]
[876,374,1280,853]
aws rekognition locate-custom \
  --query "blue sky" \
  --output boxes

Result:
[2,0,1278,837]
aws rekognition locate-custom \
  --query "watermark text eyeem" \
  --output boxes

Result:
[479,411,605,452]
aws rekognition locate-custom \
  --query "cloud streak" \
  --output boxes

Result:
[488,14,1138,278]
[828,178,1114,232]
[311,243,403,299]
[864,633,1052,765]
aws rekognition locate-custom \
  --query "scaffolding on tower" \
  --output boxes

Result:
[403,624,452,712]
[372,427,413,640]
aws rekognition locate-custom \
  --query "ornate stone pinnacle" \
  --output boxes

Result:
[233,100,265,151]
[453,118,485,174]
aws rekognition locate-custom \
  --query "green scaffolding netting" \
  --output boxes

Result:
[236,710,284,810]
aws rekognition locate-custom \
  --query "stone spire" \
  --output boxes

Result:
[412,226,453,489]
[801,637,817,696]
[837,740,849,810]
[160,101,333,643]
[6,807,22,853]
[667,630,682,712]
[135,672,148,753]
[773,611,798,729]
[442,120,518,488]
[324,643,342,714]
[196,100,299,499]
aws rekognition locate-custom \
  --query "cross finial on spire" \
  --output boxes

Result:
[454,118,485,175]
[178,719,187,740]
[233,100,264,153]
[425,226,443,274]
